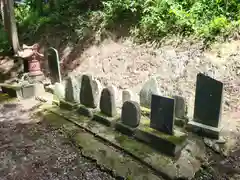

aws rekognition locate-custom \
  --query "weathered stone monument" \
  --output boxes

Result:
[100,86,117,117]
[173,96,188,127]
[135,94,187,157]
[122,89,132,104]
[80,75,97,108]
[53,82,65,100]
[139,77,160,108]
[47,47,61,84]
[116,101,141,135]
[121,101,141,128]
[174,96,186,118]
[187,73,223,139]
[65,76,80,103]
[94,85,119,126]
[78,75,101,117]
[92,79,102,108]
[60,76,80,110]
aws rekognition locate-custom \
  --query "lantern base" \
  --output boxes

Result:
[29,71,43,77]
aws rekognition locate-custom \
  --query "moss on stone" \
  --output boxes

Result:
[138,118,186,145]
[95,111,109,118]
[0,84,21,90]
[42,110,162,179]
[140,117,151,125]
[0,93,16,103]
[140,106,151,116]
[114,134,153,158]
[42,106,200,179]
[94,111,120,120]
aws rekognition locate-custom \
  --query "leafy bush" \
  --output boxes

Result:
[12,0,240,44]
[0,26,11,53]
[100,0,240,41]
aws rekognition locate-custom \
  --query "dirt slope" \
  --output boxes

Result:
[67,39,239,137]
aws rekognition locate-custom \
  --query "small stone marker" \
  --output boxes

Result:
[193,73,223,127]
[140,77,160,108]
[54,82,65,99]
[80,75,98,108]
[47,47,61,84]
[150,94,175,135]
[65,76,80,103]
[92,79,102,107]
[121,101,141,128]
[77,74,82,92]
[100,86,117,117]
[174,96,186,119]
[122,89,132,104]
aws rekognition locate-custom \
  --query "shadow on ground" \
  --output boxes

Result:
[0,98,115,180]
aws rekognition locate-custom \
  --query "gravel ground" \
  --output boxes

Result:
[0,99,115,180]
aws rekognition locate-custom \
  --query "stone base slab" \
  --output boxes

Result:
[187,121,220,139]
[115,122,136,136]
[175,117,188,127]
[22,84,36,99]
[59,100,78,110]
[78,105,96,118]
[2,85,22,98]
[0,83,36,99]
[134,128,187,157]
[47,107,206,180]
[93,112,119,127]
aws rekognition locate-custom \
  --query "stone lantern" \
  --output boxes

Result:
[18,43,44,77]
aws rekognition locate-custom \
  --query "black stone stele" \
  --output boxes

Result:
[187,73,223,139]
[150,94,175,135]
[194,73,223,127]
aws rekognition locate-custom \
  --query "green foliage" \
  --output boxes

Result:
[100,0,240,41]
[0,26,11,53]
[12,0,240,44]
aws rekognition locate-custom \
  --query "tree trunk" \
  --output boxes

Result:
[3,0,20,54]
[0,0,4,23]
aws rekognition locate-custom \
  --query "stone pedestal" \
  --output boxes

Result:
[59,99,78,110]
[187,121,220,139]
[22,84,36,99]
[115,122,136,136]
[77,105,96,118]
[1,84,22,98]
[0,83,36,99]
[93,112,120,127]
[134,127,187,157]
